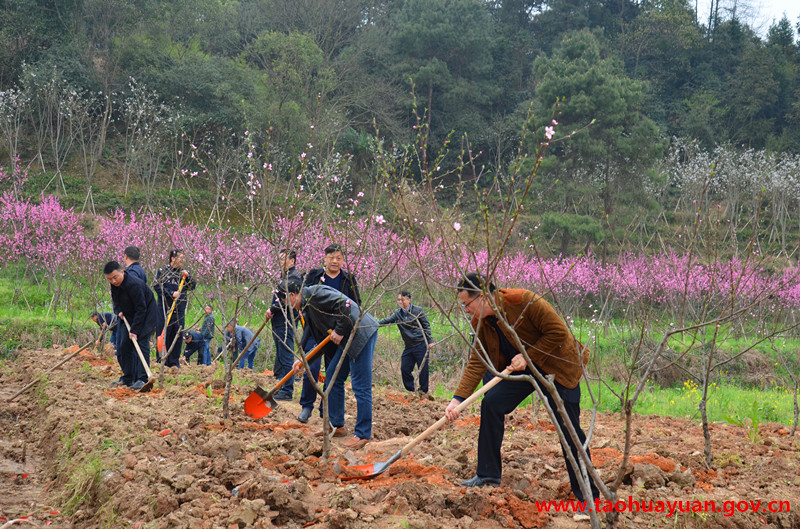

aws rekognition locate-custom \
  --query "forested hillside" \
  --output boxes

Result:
[2,0,800,257]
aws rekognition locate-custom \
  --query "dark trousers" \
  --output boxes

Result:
[184,343,205,364]
[477,371,599,502]
[401,342,429,393]
[118,331,150,384]
[298,339,322,410]
[272,324,295,395]
[163,313,184,367]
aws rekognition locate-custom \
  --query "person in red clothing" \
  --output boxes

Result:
[444,273,598,517]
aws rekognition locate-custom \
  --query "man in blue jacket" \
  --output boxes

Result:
[103,261,162,389]
[378,290,434,395]
[90,311,118,353]
[295,243,361,423]
[225,322,260,369]
[182,331,207,365]
[270,278,377,450]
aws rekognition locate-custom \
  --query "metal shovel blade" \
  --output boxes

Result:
[340,368,512,482]
[244,386,273,419]
[340,450,402,481]
[139,378,155,393]
[243,333,332,419]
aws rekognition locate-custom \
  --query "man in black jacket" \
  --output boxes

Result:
[103,261,162,389]
[152,249,197,367]
[270,249,303,401]
[296,244,361,423]
[122,245,147,284]
[378,290,434,395]
[270,279,378,450]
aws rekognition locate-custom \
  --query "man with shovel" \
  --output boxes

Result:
[271,277,377,450]
[225,321,260,369]
[103,261,162,390]
[153,249,196,367]
[445,273,598,518]
[296,243,362,423]
[90,311,118,353]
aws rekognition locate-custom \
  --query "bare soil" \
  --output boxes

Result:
[1,345,799,528]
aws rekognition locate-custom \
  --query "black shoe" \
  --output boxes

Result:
[110,378,125,387]
[461,475,501,488]
[274,392,293,401]
[297,407,312,423]
[130,380,145,390]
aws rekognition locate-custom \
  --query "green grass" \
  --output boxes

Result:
[60,454,105,516]
[431,373,797,428]
[580,378,796,427]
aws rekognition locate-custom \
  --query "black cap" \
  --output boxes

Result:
[276,277,303,298]
[182,331,192,340]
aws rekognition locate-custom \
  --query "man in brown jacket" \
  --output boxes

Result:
[445,273,598,507]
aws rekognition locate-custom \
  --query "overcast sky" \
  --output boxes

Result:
[695,0,799,37]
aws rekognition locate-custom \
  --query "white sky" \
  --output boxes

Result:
[695,0,800,37]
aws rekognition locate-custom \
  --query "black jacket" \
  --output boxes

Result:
[152,266,197,315]
[125,262,147,284]
[95,312,118,329]
[304,267,361,305]
[183,330,205,355]
[379,304,433,348]
[270,266,303,328]
[111,272,163,336]
[299,285,378,360]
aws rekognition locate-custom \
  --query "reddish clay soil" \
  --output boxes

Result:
[1,345,799,529]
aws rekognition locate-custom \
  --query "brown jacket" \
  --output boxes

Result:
[454,289,588,400]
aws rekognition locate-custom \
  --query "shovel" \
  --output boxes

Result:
[7,340,94,401]
[341,367,512,481]
[244,332,332,419]
[121,315,155,393]
[230,319,269,369]
[157,271,189,357]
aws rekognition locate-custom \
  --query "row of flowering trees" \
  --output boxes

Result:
[2,188,800,319]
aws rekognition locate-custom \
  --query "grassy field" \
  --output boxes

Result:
[2,272,798,429]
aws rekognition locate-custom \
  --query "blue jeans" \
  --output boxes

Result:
[237,338,260,369]
[326,332,376,440]
[299,338,321,410]
[272,324,295,395]
[201,339,211,365]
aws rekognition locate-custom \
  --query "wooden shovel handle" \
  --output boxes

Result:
[121,315,153,379]
[268,332,332,397]
[6,340,95,401]
[400,368,512,458]
[164,274,187,329]
[231,320,268,367]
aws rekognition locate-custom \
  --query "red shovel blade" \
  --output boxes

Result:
[244,388,273,419]
[340,450,401,481]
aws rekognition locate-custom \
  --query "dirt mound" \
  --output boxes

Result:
[1,346,799,528]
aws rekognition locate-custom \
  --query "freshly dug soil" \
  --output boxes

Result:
[1,345,799,528]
